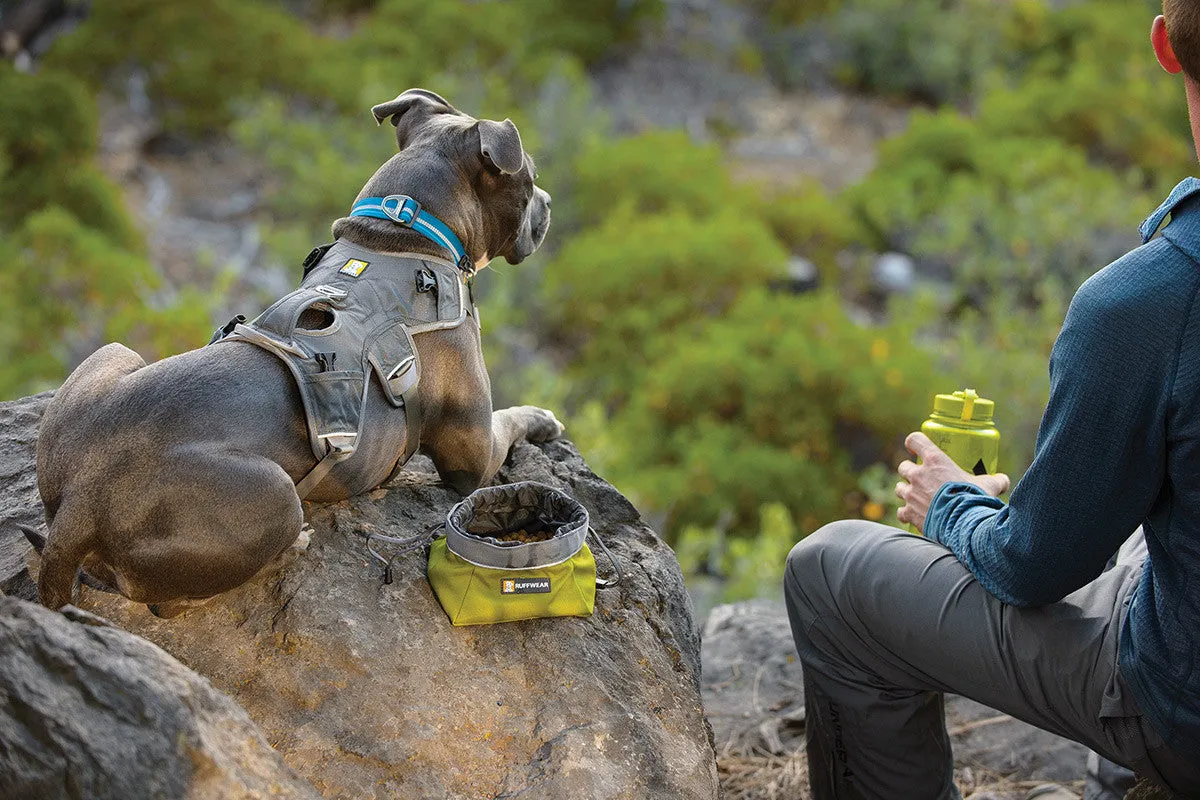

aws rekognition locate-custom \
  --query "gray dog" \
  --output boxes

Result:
[27,89,559,617]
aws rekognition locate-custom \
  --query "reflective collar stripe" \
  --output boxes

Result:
[349,195,472,273]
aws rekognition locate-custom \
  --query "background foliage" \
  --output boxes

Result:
[0,0,1187,604]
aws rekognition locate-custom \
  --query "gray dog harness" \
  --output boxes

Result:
[211,240,475,498]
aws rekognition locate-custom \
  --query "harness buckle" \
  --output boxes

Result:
[415,268,438,294]
[208,314,246,345]
[318,433,357,456]
[301,243,334,277]
[381,194,421,227]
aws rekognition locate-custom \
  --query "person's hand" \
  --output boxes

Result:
[895,432,1010,534]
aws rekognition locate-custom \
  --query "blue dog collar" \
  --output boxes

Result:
[349,195,472,273]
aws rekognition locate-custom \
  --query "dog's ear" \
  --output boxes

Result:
[371,89,455,149]
[476,118,525,175]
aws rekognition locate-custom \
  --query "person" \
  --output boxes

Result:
[783,6,1200,798]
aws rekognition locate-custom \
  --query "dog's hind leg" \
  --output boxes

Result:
[20,524,119,595]
[35,497,95,610]
[110,446,305,612]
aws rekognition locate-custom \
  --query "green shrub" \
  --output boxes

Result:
[46,0,347,133]
[751,179,867,284]
[520,0,663,65]
[846,109,1145,306]
[675,502,801,603]
[734,0,843,29]
[0,208,218,396]
[827,0,1005,105]
[606,288,941,537]
[0,64,221,398]
[0,64,137,247]
[541,207,788,399]
[960,0,1189,188]
[570,130,754,226]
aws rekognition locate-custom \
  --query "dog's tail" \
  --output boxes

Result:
[18,523,46,554]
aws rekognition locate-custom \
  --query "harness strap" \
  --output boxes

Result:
[400,379,422,463]
[294,441,355,499]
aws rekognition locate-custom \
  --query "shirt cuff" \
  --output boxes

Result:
[925,481,1002,547]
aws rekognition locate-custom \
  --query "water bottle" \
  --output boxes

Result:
[921,389,1000,476]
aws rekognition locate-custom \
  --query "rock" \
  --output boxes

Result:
[0,596,319,800]
[701,600,805,756]
[873,251,916,295]
[729,89,909,190]
[0,391,51,601]
[768,256,820,295]
[2,388,716,799]
[593,0,766,137]
[702,600,1091,793]
[948,695,1091,782]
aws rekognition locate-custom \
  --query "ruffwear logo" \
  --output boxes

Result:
[339,258,369,277]
[501,578,551,595]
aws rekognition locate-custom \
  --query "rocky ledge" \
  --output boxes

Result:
[0,392,718,799]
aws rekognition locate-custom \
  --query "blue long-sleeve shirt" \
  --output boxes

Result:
[926,178,1200,764]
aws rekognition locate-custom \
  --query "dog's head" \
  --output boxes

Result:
[362,88,550,267]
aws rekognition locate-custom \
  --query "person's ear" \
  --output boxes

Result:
[1153,15,1184,75]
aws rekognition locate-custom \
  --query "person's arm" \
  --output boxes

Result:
[903,259,1180,607]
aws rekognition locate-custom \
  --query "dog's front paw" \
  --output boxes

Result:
[523,406,565,443]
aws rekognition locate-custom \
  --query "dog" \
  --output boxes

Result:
[26,88,559,617]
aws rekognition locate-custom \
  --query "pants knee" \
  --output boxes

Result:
[786,517,876,584]
[785,519,911,621]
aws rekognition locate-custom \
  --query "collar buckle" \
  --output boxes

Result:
[380,194,421,227]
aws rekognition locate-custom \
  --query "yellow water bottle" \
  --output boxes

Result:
[921,389,1000,476]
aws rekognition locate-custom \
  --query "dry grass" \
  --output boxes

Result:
[717,748,809,800]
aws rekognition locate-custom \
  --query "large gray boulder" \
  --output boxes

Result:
[0,391,49,600]
[0,393,717,799]
[0,597,320,800]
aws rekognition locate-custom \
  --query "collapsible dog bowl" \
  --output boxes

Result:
[427,481,617,626]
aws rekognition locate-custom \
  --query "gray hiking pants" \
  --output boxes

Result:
[783,520,1200,799]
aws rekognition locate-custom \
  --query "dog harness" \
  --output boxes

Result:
[210,239,476,498]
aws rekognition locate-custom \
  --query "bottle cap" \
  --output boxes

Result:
[932,389,994,422]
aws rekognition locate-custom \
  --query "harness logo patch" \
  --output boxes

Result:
[502,578,551,595]
[339,258,369,277]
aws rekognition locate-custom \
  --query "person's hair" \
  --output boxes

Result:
[1166,0,1200,81]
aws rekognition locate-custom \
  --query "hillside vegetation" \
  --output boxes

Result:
[0,0,1184,599]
